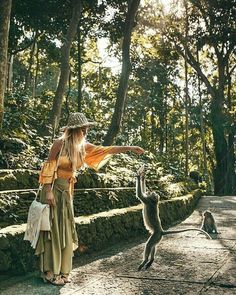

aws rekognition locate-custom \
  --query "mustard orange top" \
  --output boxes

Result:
[38,143,114,184]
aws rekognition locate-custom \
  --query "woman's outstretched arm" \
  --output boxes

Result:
[108,145,145,155]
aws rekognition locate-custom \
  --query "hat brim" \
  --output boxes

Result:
[60,122,96,132]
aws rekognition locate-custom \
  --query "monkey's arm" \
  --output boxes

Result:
[140,175,146,194]
[137,165,147,194]
[136,175,147,203]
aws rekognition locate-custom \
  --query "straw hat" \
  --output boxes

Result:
[61,113,96,130]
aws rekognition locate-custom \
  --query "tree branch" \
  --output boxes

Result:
[174,40,215,98]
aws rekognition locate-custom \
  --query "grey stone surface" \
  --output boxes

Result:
[0,195,235,295]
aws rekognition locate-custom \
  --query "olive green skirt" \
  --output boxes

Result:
[35,178,78,275]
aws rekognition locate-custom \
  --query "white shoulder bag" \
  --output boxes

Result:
[24,141,64,248]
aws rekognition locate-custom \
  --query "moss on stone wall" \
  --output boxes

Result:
[74,188,139,216]
[0,169,107,191]
[0,188,139,228]
[0,169,39,191]
[0,164,199,196]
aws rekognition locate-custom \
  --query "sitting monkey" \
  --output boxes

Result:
[201,210,218,234]
[136,165,211,271]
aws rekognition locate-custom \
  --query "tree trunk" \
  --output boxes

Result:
[197,50,207,181]
[158,97,165,154]
[226,66,236,194]
[65,69,72,118]
[7,54,13,93]
[184,57,189,177]
[174,39,234,194]
[199,86,208,179]
[159,115,165,154]
[184,0,189,177]
[164,94,168,153]
[33,45,40,98]
[50,0,82,129]
[227,130,235,194]
[151,108,156,151]
[24,31,38,91]
[77,24,82,112]
[103,0,140,145]
[0,0,12,131]
[211,93,228,195]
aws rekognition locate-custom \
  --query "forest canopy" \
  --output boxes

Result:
[0,0,235,195]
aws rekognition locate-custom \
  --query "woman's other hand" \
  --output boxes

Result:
[130,146,145,155]
[45,186,55,206]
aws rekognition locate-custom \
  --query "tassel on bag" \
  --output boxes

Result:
[24,194,51,248]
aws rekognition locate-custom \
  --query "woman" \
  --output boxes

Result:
[36,112,144,285]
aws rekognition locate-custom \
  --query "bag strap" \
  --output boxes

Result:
[35,140,65,199]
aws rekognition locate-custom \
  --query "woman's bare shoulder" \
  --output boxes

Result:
[48,138,63,159]
[53,138,63,146]
[85,142,97,152]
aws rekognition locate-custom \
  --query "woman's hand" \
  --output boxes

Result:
[45,189,55,207]
[130,146,145,155]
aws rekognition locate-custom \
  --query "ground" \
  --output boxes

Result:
[0,195,235,295]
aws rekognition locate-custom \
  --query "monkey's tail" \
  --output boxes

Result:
[162,228,211,239]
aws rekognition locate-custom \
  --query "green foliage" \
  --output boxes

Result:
[1,92,54,168]
[1,0,235,193]
[98,151,197,199]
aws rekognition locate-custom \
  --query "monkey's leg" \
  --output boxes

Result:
[145,235,162,269]
[201,225,206,232]
[144,245,157,269]
[205,224,211,233]
[138,234,160,271]
[214,225,218,234]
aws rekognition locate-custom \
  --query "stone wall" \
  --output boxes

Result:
[0,169,107,191]
[0,189,202,274]
[0,188,138,228]
[0,169,39,191]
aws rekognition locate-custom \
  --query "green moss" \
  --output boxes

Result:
[0,169,38,191]
[0,250,11,271]
[0,173,17,190]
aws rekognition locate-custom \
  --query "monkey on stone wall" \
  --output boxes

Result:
[136,165,211,271]
[189,171,202,184]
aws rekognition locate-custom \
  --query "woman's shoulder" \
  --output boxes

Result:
[48,138,64,160]
[53,138,64,146]
[85,141,94,148]
[85,142,93,152]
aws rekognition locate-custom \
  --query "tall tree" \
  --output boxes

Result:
[0,0,12,130]
[183,0,189,177]
[24,30,39,91]
[49,0,82,130]
[197,48,207,181]
[162,0,236,195]
[103,0,140,145]
[77,24,82,112]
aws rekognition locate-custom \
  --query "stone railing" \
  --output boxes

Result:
[0,187,139,228]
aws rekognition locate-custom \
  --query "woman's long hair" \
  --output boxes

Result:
[60,127,86,172]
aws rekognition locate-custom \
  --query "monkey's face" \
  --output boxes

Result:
[203,211,212,217]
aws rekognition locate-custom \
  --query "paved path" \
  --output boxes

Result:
[0,196,235,295]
